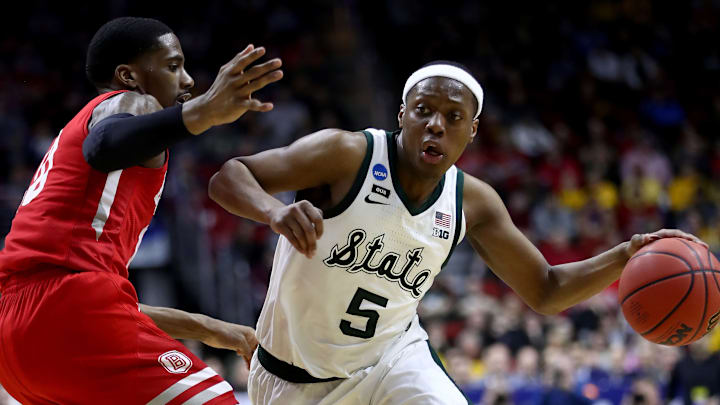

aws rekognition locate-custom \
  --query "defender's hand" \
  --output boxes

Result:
[269,200,324,259]
[625,229,708,258]
[201,321,258,365]
[183,44,283,134]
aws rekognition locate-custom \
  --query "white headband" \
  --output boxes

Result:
[402,64,484,119]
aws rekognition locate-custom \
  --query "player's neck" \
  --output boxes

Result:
[97,81,134,94]
[395,156,443,207]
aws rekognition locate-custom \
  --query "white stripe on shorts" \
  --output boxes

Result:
[146,366,217,405]
[181,381,234,405]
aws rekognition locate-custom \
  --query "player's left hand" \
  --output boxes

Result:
[201,321,258,366]
[625,228,708,257]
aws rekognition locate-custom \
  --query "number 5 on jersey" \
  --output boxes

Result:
[340,287,388,339]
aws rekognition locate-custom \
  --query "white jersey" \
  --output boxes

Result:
[256,128,466,379]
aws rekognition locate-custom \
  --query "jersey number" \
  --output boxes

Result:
[21,131,62,206]
[340,287,388,339]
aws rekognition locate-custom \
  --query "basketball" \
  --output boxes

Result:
[619,237,720,346]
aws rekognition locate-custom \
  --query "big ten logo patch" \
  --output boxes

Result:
[372,164,388,181]
[158,350,193,374]
[432,227,449,240]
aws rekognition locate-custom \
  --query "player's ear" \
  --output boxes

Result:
[115,64,138,90]
[397,104,405,128]
[470,118,479,143]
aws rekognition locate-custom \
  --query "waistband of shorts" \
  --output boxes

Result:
[0,266,78,294]
[257,345,343,384]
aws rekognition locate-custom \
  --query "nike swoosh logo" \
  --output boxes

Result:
[364,195,389,205]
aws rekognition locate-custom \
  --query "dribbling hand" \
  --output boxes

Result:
[269,200,324,259]
[183,44,283,134]
[625,228,708,258]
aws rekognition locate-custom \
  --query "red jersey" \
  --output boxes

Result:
[0,90,168,281]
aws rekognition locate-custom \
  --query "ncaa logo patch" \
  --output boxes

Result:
[372,164,388,181]
[158,350,192,374]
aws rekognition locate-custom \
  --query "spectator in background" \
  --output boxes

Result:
[540,349,591,405]
[530,194,576,244]
[622,377,663,405]
[667,340,720,404]
[480,343,514,405]
[620,135,673,188]
[510,346,544,405]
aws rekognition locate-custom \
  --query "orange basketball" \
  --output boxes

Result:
[619,237,720,346]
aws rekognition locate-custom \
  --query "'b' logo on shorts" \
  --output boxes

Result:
[158,350,192,374]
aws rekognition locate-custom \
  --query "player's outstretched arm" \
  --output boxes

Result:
[139,304,258,363]
[83,45,283,172]
[462,174,704,315]
[208,129,367,258]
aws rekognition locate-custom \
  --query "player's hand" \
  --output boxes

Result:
[201,320,258,366]
[183,44,283,134]
[625,229,708,257]
[269,200,324,259]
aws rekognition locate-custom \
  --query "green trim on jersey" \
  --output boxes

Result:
[324,131,374,219]
[385,130,445,216]
[426,341,474,404]
[441,169,464,268]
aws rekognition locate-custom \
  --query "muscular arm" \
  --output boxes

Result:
[463,175,704,314]
[464,175,630,315]
[139,304,257,361]
[208,128,367,256]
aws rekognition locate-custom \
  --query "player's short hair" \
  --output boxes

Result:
[422,60,473,74]
[85,17,174,88]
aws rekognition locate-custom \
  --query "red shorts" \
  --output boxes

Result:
[0,267,238,404]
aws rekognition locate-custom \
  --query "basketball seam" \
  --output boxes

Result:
[639,271,695,336]
[677,239,703,267]
[620,272,685,305]
[621,269,720,305]
[684,270,708,344]
[679,239,707,345]
[627,250,694,269]
[620,251,695,304]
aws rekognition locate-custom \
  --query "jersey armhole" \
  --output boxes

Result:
[441,169,464,268]
[323,131,374,219]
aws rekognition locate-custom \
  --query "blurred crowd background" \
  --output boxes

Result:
[2,1,720,404]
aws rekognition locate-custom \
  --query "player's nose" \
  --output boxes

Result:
[181,68,194,90]
[426,112,445,136]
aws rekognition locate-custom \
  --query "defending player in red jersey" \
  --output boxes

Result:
[0,17,282,404]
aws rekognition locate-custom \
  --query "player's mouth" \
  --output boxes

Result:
[421,141,444,165]
[176,93,192,105]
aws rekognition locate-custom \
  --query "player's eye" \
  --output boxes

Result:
[416,105,430,115]
[450,112,463,121]
[169,64,179,72]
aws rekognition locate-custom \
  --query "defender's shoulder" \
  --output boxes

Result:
[89,92,163,129]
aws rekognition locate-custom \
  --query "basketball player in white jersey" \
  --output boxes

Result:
[208,62,702,404]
